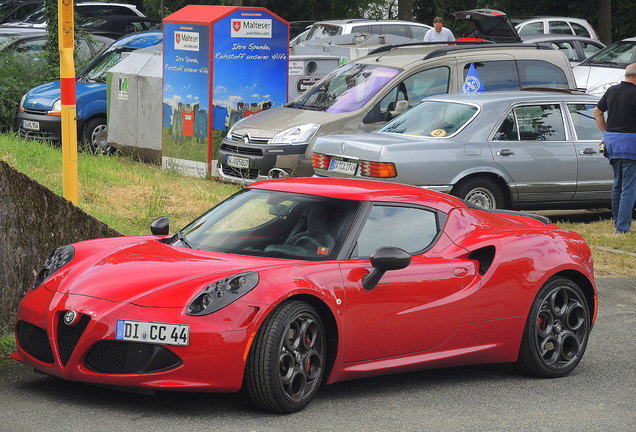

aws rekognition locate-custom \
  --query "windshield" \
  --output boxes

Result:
[583,41,636,68]
[380,100,479,137]
[173,189,360,260]
[79,47,133,82]
[306,24,343,40]
[289,63,401,113]
[20,6,44,24]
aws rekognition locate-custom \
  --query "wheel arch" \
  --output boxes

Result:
[552,269,597,324]
[284,293,340,383]
[451,171,514,209]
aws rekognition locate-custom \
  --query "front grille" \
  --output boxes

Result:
[57,313,90,366]
[19,129,57,140]
[85,341,182,374]
[221,163,259,180]
[221,143,263,156]
[229,132,270,144]
[17,321,54,363]
[23,108,47,115]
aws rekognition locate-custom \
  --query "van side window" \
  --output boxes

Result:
[548,21,573,35]
[462,61,519,91]
[378,66,450,112]
[353,206,438,258]
[518,22,544,35]
[571,22,591,38]
[514,104,565,141]
[567,104,603,141]
[518,60,569,89]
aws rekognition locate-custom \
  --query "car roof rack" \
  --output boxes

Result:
[520,87,587,95]
[368,40,495,55]
[423,43,553,59]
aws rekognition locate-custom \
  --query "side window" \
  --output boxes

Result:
[548,21,573,35]
[377,67,450,116]
[551,41,578,61]
[581,42,602,57]
[382,25,410,38]
[75,39,93,63]
[514,104,566,141]
[463,61,519,91]
[15,4,40,20]
[570,22,592,37]
[351,25,370,34]
[410,25,428,40]
[493,111,519,141]
[517,60,569,89]
[354,206,438,257]
[567,104,603,141]
[518,22,544,35]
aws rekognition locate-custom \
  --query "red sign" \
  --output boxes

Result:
[176,33,180,44]
[233,21,241,32]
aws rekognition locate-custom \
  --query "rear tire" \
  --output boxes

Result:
[452,176,504,209]
[516,277,591,378]
[245,301,325,413]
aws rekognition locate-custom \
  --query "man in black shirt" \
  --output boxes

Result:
[594,63,636,234]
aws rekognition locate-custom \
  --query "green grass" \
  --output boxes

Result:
[0,330,16,363]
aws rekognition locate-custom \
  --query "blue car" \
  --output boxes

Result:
[17,30,162,151]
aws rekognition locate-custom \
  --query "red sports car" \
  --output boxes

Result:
[13,178,597,413]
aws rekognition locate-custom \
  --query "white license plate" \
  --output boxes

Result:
[226,154,249,169]
[22,120,40,131]
[329,159,357,175]
[115,320,190,346]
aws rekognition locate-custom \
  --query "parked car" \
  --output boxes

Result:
[521,34,605,67]
[312,91,611,210]
[79,15,160,39]
[219,43,577,183]
[512,16,599,40]
[0,0,41,25]
[305,19,432,42]
[573,36,636,95]
[0,1,144,29]
[12,177,597,413]
[17,30,162,150]
[0,29,113,65]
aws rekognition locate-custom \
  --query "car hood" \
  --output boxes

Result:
[24,81,104,110]
[231,106,357,139]
[314,132,425,161]
[572,65,624,91]
[55,238,293,308]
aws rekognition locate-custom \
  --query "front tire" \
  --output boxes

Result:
[517,277,591,378]
[245,301,326,413]
[452,176,504,209]
[82,117,112,154]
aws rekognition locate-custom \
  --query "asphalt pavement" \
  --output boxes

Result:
[0,277,634,432]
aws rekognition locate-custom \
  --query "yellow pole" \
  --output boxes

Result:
[58,0,78,204]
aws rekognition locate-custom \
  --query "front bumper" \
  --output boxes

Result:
[13,286,262,392]
[17,111,86,142]
[217,136,308,184]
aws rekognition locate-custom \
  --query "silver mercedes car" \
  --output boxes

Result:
[312,91,611,210]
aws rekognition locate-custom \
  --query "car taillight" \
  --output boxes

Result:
[312,153,330,170]
[359,161,397,178]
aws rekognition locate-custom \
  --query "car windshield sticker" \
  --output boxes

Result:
[431,129,447,137]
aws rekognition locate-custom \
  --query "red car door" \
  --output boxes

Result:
[339,204,481,363]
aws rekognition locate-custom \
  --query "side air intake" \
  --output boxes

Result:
[468,246,496,275]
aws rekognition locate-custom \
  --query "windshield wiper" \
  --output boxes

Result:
[173,231,193,248]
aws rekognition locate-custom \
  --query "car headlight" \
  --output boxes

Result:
[187,271,259,316]
[270,123,321,145]
[47,99,62,116]
[32,245,75,290]
[587,81,620,96]
[19,94,26,111]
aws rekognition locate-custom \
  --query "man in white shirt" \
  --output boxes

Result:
[423,17,455,42]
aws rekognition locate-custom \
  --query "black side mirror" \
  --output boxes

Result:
[362,246,411,290]
[150,216,169,235]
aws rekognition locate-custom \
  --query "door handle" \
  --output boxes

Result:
[497,149,515,156]
[579,148,598,155]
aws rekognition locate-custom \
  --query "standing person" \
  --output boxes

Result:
[423,17,455,42]
[593,63,636,234]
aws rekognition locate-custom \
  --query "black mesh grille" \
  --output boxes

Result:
[17,321,54,363]
[85,341,182,374]
[57,313,91,366]
[221,143,264,156]
[221,163,259,180]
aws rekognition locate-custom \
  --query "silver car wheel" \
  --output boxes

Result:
[465,187,497,209]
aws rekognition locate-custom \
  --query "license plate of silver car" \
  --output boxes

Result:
[329,159,357,175]
[226,154,249,169]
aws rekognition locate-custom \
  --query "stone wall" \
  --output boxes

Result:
[0,160,121,329]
